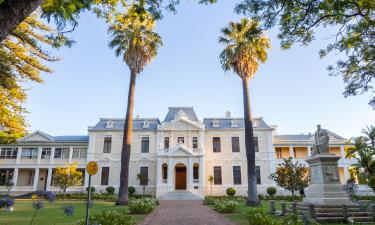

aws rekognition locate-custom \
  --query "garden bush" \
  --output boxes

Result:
[258,194,302,202]
[267,187,277,198]
[203,196,216,205]
[128,197,158,214]
[214,200,238,213]
[106,186,116,195]
[226,187,236,197]
[86,186,96,194]
[128,186,136,197]
[75,209,135,225]
[244,207,279,225]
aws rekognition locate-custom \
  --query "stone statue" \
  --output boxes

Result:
[313,124,330,155]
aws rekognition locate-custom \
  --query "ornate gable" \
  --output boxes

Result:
[18,131,55,142]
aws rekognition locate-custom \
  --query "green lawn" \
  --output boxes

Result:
[223,201,291,225]
[0,200,146,225]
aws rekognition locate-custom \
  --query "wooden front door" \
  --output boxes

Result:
[175,166,186,190]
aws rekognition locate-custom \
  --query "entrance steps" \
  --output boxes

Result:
[159,191,202,200]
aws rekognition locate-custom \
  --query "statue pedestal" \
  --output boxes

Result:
[304,154,351,205]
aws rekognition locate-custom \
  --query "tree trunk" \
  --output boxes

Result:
[242,78,260,206]
[0,0,44,42]
[117,70,137,205]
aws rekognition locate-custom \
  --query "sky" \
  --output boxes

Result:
[23,1,375,139]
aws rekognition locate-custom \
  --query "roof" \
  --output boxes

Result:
[273,130,347,145]
[273,134,313,142]
[164,107,199,122]
[16,130,89,143]
[89,118,160,131]
[203,117,272,130]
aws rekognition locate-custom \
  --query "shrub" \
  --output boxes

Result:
[203,196,216,205]
[0,196,15,208]
[86,186,96,194]
[128,197,158,214]
[106,186,115,195]
[226,187,236,197]
[267,187,277,198]
[214,200,238,213]
[128,186,136,197]
[75,209,135,225]
[244,207,279,225]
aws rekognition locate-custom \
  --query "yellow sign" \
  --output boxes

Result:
[86,161,98,175]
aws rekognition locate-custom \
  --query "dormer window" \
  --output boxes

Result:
[143,120,150,128]
[106,120,114,128]
[231,120,238,127]
[212,119,220,128]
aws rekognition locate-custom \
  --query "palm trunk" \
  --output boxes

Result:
[0,0,44,42]
[117,70,137,205]
[242,78,260,206]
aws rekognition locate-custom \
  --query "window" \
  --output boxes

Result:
[73,148,87,158]
[164,137,169,149]
[54,148,69,158]
[275,147,282,159]
[103,137,112,153]
[213,166,222,185]
[162,163,168,180]
[0,169,14,185]
[233,166,242,185]
[256,166,261,184]
[193,163,199,180]
[0,148,18,159]
[254,137,259,152]
[101,167,110,185]
[41,148,51,159]
[213,137,221,152]
[192,137,198,149]
[232,137,240,152]
[177,137,184,144]
[141,137,149,153]
[139,167,149,186]
[21,148,38,159]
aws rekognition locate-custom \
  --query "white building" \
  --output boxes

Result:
[0,107,359,197]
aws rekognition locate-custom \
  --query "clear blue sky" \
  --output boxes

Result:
[24,1,374,138]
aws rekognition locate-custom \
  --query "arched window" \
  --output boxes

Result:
[193,163,199,180]
[162,163,168,181]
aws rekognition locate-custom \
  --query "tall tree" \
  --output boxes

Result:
[108,3,162,205]
[235,0,375,108]
[219,19,270,206]
[0,11,61,144]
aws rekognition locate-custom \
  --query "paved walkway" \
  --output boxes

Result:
[139,201,236,225]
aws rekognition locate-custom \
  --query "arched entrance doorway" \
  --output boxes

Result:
[175,163,187,190]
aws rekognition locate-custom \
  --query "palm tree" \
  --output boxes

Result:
[108,5,162,205]
[219,19,270,206]
[362,125,375,147]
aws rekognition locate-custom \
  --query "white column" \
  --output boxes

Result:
[16,148,21,164]
[307,146,312,157]
[167,158,173,191]
[188,157,193,191]
[84,171,89,187]
[32,168,40,191]
[156,158,161,185]
[199,156,204,189]
[340,146,345,161]
[37,147,42,164]
[289,146,294,158]
[46,168,52,191]
[12,168,18,191]
[50,147,55,164]
[68,146,73,163]
[344,166,350,182]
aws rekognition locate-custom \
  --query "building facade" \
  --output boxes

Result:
[0,107,362,197]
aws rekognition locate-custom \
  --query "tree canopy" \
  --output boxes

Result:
[0,11,62,144]
[235,0,375,108]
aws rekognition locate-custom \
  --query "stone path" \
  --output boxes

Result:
[139,201,237,225]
